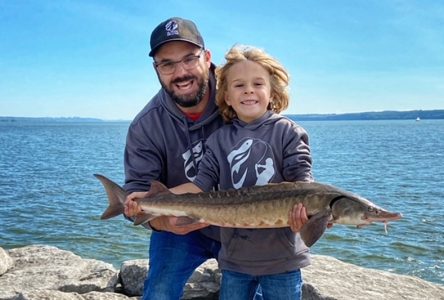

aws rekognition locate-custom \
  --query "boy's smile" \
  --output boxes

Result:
[224,60,272,123]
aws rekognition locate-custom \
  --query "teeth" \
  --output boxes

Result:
[242,100,257,104]
[176,80,193,90]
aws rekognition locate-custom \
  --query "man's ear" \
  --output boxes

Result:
[204,49,212,66]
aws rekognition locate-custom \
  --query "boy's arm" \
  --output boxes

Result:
[170,182,203,194]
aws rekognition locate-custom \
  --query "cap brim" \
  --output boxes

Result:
[149,39,204,57]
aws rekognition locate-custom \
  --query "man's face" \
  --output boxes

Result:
[153,41,211,108]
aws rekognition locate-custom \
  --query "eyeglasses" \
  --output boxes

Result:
[154,49,205,75]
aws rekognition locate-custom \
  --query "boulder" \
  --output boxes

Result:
[119,260,147,296]
[1,245,444,300]
[118,258,219,299]
[302,255,444,300]
[11,291,136,300]
[183,258,220,300]
[0,245,118,299]
[0,248,13,275]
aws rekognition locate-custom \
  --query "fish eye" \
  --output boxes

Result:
[368,206,381,214]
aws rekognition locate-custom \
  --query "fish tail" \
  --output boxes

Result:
[94,174,126,219]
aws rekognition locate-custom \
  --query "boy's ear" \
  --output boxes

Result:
[224,94,231,106]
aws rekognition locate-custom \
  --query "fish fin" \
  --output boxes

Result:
[147,180,171,197]
[94,174,126,220]
[174,217,201,226]
[133,213,156,226]
[300,209,332,247]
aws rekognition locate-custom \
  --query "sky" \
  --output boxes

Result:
[1,0,443,120]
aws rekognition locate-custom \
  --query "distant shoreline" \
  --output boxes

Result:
[0,116,125,123]
[1,109,443,122]
[288,109,444,121]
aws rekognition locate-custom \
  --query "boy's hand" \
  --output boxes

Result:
[288,203,308,233]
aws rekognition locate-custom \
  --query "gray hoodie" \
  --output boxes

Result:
[194,110,313,275]
[123,64,223,237]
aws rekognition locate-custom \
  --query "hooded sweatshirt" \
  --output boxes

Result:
[193,110,313,275]
[123,64,224,237]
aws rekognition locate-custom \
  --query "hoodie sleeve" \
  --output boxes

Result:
[193,136,220,192]
[123,120,164,193]
[282,123,313,182]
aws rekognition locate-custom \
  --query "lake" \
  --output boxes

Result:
[0,118,443,285]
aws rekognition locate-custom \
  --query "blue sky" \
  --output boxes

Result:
[1,0,443,120]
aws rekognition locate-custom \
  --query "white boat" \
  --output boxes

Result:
[416,117,421,121]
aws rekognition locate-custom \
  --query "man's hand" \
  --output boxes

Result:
[124,191,208,234]
[124,191,148,217]
[288,203,308,233]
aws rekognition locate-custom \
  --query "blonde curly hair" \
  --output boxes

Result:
[215,45,290,122]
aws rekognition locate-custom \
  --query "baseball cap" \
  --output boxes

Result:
[149,17,205,57]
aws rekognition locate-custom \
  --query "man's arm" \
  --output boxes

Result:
[124,182,207,235]
[123,120,164,193]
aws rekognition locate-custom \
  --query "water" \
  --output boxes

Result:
[0,119,443,286]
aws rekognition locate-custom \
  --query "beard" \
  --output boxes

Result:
[161,73,209,108]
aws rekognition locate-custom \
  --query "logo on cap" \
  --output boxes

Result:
[165,20,179,36]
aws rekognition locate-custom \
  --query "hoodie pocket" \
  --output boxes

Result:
[278,228,305,256]
[221,228,301,262]
[223,228,243,257]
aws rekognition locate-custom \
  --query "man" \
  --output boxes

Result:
[124,17,309,299]
[123,17,224,299]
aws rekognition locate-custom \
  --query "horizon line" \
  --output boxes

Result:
[1,108,443,121]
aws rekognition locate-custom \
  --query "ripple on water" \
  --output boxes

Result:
[391,241,429,255]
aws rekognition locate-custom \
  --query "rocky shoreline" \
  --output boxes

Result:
[1,245,443,300]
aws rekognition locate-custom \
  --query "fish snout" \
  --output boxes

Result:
[363,207,403,223]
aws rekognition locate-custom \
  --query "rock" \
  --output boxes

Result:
[1,245,443,300]
[0,245,118,299]
[11,291,137,300]
[118,258,219,299]
[0,248,13,275]
[302,255,444,300]
[81,291,139,300]
[119,260,147,296]
[13,290,85,300]
[183,259,220,300]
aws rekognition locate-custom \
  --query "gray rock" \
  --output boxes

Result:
[183,259,219,300]
[118,258,219,299]
[119,259,147,296]
[0,247,13,276]
[0,245,118,299]
[302,255,444,300]
[10,291,137,300]
[1,245,444,300]
[81,291,139,300]
[13,290,85,300]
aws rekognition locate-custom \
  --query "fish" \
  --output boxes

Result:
[94,174,402,247]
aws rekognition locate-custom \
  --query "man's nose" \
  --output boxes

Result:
[172,62,188,76]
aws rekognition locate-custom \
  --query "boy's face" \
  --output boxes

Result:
[154,41,211,109]
[224,60,272,123]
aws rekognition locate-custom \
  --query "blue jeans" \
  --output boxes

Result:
[219,269,302,300]
[142,230,220,300]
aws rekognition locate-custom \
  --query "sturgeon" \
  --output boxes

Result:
[95,174,402,247]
